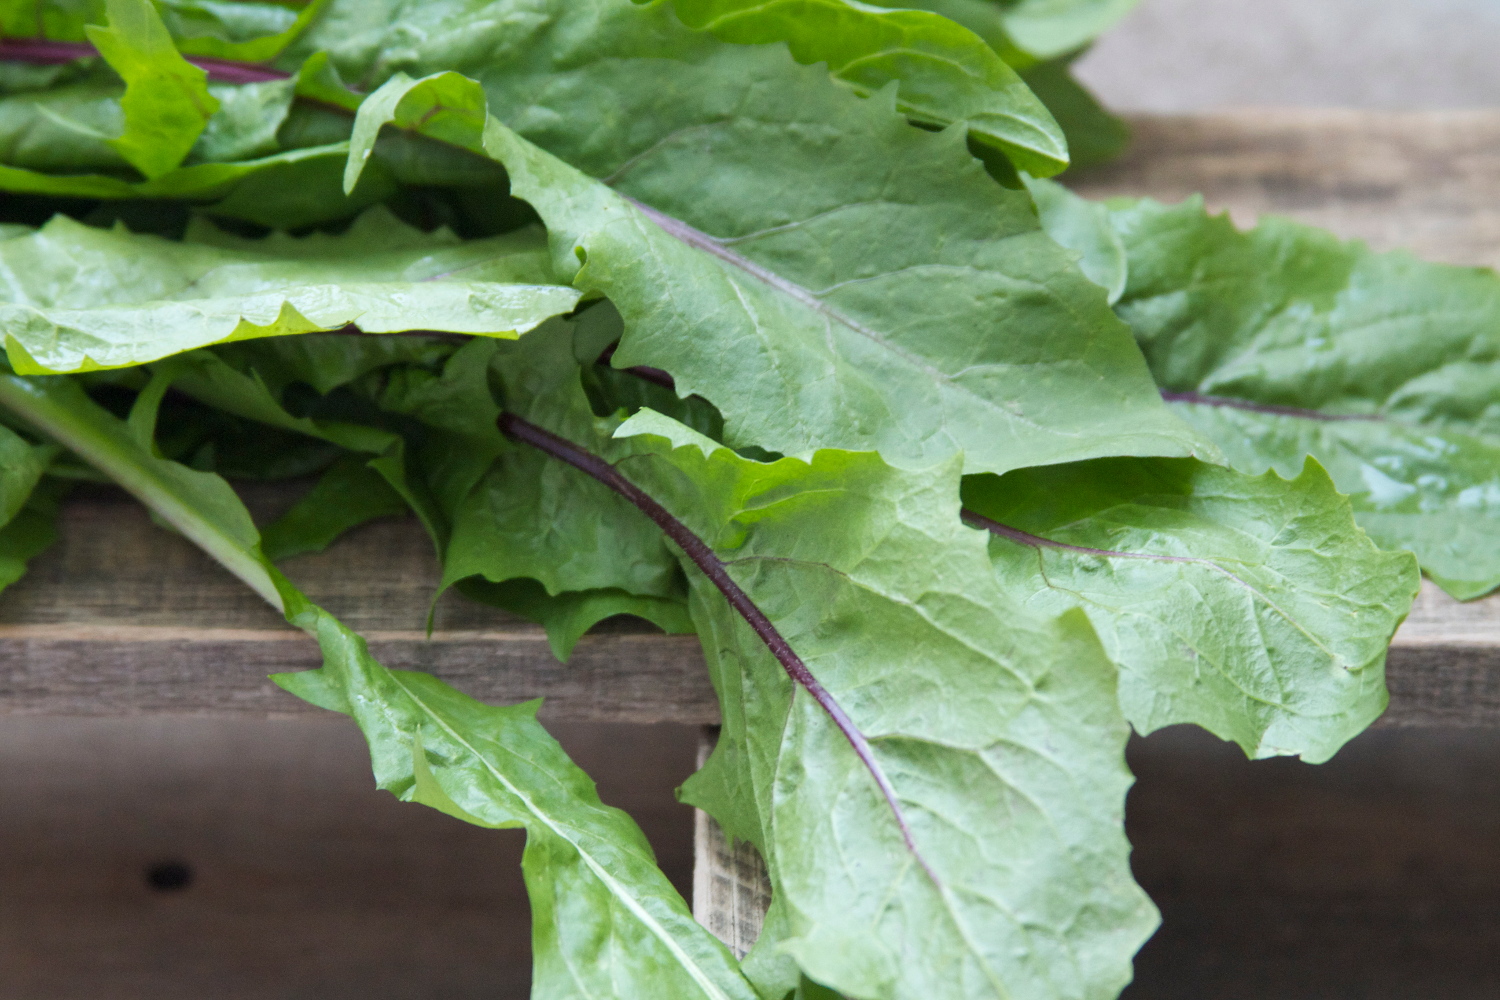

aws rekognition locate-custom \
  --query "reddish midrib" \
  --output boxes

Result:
[0,37,290,83]
[496,410,938,880]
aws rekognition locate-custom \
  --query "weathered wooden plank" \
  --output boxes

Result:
[1070,110,1500,269]
[0,489,717,723]
[3,487,1497,723]
[691,729,770,959]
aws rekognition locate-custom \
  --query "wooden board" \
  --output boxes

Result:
[2,484,1494,725]
[0,487,717,723]
[0,714,700,1000]
[1070,109,1500,270]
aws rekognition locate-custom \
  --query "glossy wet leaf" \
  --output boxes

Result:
[0,207,578,373]
[965,456,1419,762]
[1103,196,1500,599]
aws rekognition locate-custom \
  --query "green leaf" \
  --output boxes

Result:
[867,0,1138,62]
[271,597,759,1000]
[1104,196,1500,599]
[84,0,221,178]
[0,365,756,1000]
[0,475,69,595]
[0,420,62,593]
[165,0,335,63]
[260,453,410,562]
[1024,174,1126,302]
[595,411,1157,1000]
[0,369,281,607]
[994,0,1139,61]
[870,2,1131,168]
[657,0,1069,175]
[345,70,1213,477]
[456,576,696,662]
[0,207,578,373]
[190,77,297,163]
[1017,55,1130,169]
[964,456,1419,762]
[0,420,49,526]
[440,323,685,618]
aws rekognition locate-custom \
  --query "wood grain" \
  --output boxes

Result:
[0,489,717,722]
[1,487,1494,726]
[0,714,700,1000]
[1070,109,1500,269]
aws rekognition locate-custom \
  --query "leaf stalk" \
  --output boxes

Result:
[497,410,933,872]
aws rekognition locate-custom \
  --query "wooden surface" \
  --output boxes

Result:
[1123,725,1500,999]
[1071,110,1500,270]
[0,487,716,723]
[1,483,1495,725]
[0,714,699,999]
[691,729,770,960]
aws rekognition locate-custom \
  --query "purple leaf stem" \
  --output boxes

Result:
[497,410,936,877]
[0,36,289,83]
[961,509,1201,564]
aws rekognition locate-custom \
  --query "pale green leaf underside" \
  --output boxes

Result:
[1102,196,1500,600]
[345,70,1213,477]
[965,456,1419,762]
[608,411,1156,1000]
[0,209,579,373]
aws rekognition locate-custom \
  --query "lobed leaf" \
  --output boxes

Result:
[597,411,1157,1000]
[964,456,1419,762]
[0,207,578,373]
[345,70,1213,477]
[1100,195,1500,599]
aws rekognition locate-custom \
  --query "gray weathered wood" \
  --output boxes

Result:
[0,490,716,722]
[691,729,770,959]
[2,488,1494,725]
